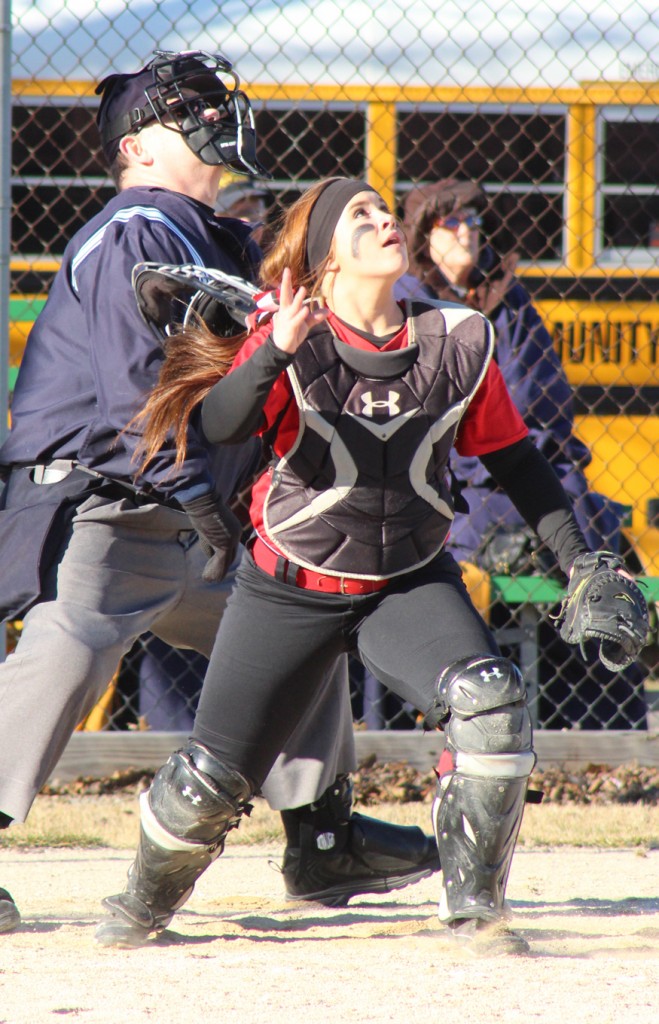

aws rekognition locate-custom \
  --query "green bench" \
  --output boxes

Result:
[492,574,659,605]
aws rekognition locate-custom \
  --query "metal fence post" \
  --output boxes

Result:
[0,0,12,660]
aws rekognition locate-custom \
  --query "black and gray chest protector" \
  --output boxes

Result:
[262,301,494,579]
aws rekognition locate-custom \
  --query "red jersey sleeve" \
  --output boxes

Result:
[230,320,299,452]
[455,360,528,457]
[231,320,272,368]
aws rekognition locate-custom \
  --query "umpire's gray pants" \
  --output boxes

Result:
[0,494,355,822]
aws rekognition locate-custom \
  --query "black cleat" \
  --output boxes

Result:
[95,892,173,948]
[0,888,21,934]
[282,812,440,907]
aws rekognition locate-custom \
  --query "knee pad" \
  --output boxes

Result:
[430,655,534,773]
[145,740,254,847]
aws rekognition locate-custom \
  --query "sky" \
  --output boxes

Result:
[10,0,659,90]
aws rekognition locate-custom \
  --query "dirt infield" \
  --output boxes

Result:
[1,844,658,1024]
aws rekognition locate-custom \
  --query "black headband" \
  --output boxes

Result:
[306,178,377,272]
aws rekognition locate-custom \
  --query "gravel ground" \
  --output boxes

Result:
[0,845,658,1024]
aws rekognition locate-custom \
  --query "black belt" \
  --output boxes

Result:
[26,461,182,511]
[101,480,183,511]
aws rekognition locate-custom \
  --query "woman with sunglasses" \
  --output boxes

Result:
[399,179,648,731]
[396,180,491,306]
[96,176,616,956]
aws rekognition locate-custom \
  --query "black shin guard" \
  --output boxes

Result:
[100,743,253,938]
[432,771,528,923]
[430,656,535,930]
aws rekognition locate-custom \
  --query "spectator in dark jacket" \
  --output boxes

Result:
[396,179,648,729]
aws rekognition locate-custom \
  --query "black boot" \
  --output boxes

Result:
[280,774,440,906]
[0,888,20,934]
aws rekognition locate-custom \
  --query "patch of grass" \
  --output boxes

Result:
[2,831,107,849]
[518,802,659,850]
[1,793,657,852]
[0,793,284,850]
[0,794,139,850]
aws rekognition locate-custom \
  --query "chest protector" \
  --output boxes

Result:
[262,301,494,579]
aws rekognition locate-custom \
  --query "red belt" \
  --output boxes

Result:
[251,536,389,595]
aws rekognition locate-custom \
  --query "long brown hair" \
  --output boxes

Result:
[132,178,342,473]
[131,315,245,471]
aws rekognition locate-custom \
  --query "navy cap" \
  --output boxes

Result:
[95,66,156,164]
[95,52,223,165]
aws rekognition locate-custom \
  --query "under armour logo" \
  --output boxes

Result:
[361,390,401,417]
[480,666,504,683]
[181,785,202,805]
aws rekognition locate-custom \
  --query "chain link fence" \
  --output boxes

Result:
[6,1,659,732]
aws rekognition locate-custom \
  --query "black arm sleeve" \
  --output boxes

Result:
[201,336,294,444]
[480,437,590,575]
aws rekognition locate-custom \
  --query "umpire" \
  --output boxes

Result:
[0,50,438,933]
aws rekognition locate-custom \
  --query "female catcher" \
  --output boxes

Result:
[97,177,647,955]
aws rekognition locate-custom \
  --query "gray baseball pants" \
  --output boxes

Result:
[0,493,354,823]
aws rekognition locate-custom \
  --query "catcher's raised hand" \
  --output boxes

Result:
[271,268,328,355]
[555,551,649,671]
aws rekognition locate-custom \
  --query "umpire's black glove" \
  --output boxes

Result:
[181,489,242,583]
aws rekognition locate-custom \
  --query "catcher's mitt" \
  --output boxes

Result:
[554,551,649,671]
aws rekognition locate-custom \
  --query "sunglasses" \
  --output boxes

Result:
[433,214,483,231]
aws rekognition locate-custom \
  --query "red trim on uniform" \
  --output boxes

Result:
[251,535,389,595]
[435,748,456,779]
[454,359,528,456]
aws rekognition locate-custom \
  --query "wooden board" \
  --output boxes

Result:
[47,728,659,783]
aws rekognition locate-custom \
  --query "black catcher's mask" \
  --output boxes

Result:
[96,49,268,176]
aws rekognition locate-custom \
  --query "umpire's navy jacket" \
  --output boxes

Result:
[0,186,261,619]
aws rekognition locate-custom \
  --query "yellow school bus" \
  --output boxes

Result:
[9,75,659,567]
